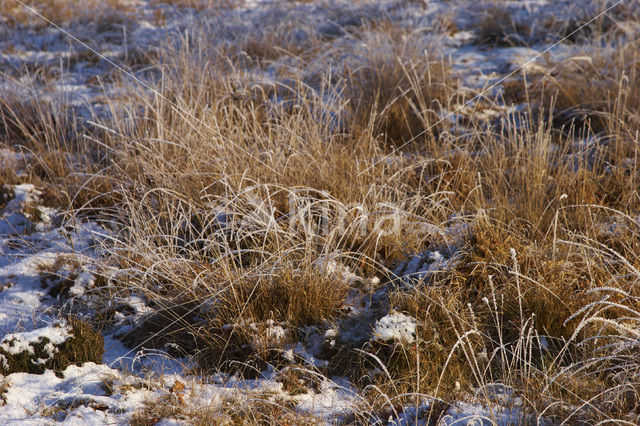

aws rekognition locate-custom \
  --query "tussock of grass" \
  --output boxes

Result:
[474,5,530,46]
[342,27,457,148]
[539,2,640,43]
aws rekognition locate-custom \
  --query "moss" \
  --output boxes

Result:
[0,317,104,375]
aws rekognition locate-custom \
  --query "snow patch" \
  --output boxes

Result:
[0,322,72,357]
[394,248,459,285]
[373,312,417,344]
[314,254,360,284]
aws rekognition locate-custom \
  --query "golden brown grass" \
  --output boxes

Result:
[0,0,134,29]
[1,3,640,423]
[341,26,458,148]
[0,86,122,215]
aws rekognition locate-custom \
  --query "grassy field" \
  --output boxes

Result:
[1,0,639,423]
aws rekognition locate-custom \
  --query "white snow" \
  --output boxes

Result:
[262,319,287,344]
[394,247,460,285]
[295,377,361,420]
[0,322,71,356]
[1,362,157,424]
[314,254,360,284]
[0,182,110,337]
[372,312,417,345]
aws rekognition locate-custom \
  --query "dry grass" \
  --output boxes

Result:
[474,5,530,46]
[150,0,240,12]
[0,86,122,215]
[539,1,640,43]
[1,1,640,423]
[130,390,321,425]
[231,10,325,64]
[341,26,458,148]
[503,38,640,134]
[0,0,134,29]
[97,33,636,418]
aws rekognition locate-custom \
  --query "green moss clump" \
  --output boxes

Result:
[0,317,104,375]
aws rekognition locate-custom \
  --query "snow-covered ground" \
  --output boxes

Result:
[1,0,637,423]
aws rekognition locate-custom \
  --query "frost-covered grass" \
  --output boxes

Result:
[1,0,640,424]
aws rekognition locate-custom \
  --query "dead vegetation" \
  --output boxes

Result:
[1,0,639,423]
[474,5,530,46]
[539,1,640,43]
[503,38,640,134]
[0,87,123,215]
[0,0,134,30]
[342,27,458,148]
[130,390,321,426]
